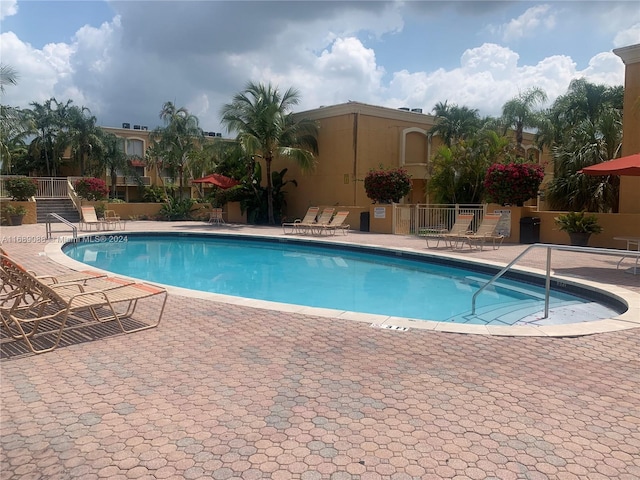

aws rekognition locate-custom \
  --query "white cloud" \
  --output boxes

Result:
[385,43,623,117]
[499,5,556,42]
[614,23,640,48]
[0,0,17,21]
[0,2,629,133]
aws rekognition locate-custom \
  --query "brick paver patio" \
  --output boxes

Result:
[1,222,639,479]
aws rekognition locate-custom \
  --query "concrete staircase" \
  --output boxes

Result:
[36,198,80,223]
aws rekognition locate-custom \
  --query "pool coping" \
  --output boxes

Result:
[44,230,640,337]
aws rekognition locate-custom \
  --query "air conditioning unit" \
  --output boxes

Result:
[216,133,222,137]
[122,122,131,129]
[411,108,423,113]
[398,107,410,111]
[133,125,141,130]
[208,132,215,136]
[141,126,148,131]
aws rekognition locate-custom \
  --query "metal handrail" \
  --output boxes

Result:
[45,213,77,241]
[472,243,640,318]
[67,179,81,215]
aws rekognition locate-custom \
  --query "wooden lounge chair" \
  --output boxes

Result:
[282,206,320,234]
[313,211,350,235]
[297,207,335,235]
[80,206,106,231]
[424,214,474,248]
[455,214,505,250]
[208,208,225,225]
[0,254,167,354]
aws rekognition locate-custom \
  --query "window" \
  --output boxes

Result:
[126,139,144,157]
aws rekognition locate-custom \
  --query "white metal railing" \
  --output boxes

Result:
[472,243,640,319]
[394,204,487,235]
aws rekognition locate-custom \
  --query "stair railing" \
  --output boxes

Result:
[67,179,81,215]
[472,243,640,319]
[45,213,78,241]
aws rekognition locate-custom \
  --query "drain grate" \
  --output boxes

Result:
[370,323,409,332]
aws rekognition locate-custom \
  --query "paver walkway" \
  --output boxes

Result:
[1,222,639,479]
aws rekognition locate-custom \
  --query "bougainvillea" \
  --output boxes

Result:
[364,167,412,204]
[74,177,109,201]
[483,162,544,206]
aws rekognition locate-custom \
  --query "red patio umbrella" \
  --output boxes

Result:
[579,153,640,176]
[192,173,240,189]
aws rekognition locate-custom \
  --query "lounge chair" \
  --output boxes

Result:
[282,206,320,234]
[104,209,124,230]
[455,213,505,250]
[208,208,225,225]
[0,254,167,354]
[80,206,106,231]
[424,214,474,248]
[313,211,350,235]
[297,207,335,235]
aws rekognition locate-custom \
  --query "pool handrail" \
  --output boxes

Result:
[45,212,77,242]
[471,243,640,318]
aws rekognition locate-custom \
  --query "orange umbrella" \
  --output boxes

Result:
[192,173,240,189]
[579,153,640,176]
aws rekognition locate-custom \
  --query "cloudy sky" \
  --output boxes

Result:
[1,1,638,133]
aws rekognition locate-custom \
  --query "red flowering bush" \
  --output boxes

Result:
[74,177,109,201]
[364,167,412,204]
[483,162,544,206]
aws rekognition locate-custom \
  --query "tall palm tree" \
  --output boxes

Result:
[501,87,547,152]
[429,101,482,147]
[220,81,318,224]
[148,101,203,198]
[67,105,103,175]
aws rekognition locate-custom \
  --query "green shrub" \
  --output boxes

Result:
[158,197,194,220]
[5,177,38,201]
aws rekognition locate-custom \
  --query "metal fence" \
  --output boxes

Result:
[0,176,84,199]
[394,204,487,235]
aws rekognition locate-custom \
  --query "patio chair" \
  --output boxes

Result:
[282,206,320,234]
[455,213,505,251]
[104,209,125,230]
[424,214,474,248]
[312,211,350,235]
[0,254,167,354]
[80,206,106,231]
[208,208,225,225]
[297,208,335,235]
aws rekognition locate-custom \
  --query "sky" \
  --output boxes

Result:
[1,1,639,134]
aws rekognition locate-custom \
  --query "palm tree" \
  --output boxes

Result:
[98,132,130,199]
[501,87,547,152]
[429,101,482,147]
[0,64,18,94]
[220,81,318,224]
[545,80,623,212]
[148,101,203,199]
[67,105,104,175]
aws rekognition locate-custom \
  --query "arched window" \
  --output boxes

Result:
[400,127,429,165]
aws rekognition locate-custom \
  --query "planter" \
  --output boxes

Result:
[9,214,24,226]
[568,232,591,247]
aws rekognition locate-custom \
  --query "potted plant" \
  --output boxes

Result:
[555,211,603,246]
[2,203,27,226]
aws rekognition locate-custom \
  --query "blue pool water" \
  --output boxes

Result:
[63,234,624,326]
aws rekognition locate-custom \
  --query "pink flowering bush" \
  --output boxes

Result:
[483,162,544,206]
[74,177,109,201]
[364,167,412,204]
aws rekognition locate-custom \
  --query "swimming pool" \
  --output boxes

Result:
[62,233,625,327]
